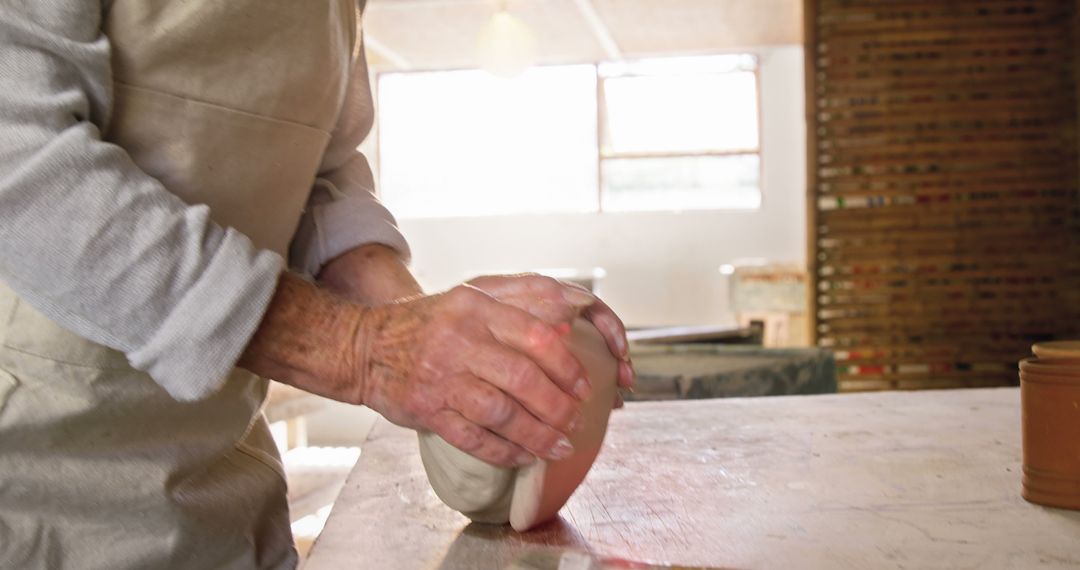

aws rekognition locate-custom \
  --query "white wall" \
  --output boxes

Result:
[395,46,807,328]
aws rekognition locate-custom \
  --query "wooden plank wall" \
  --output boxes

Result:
[806,0,1080,391]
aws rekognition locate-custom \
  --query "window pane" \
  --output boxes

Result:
[601,57,759,155]
[601,155,761,212]
[377,66,598,218]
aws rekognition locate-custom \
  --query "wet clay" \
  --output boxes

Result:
[418,318,619,531]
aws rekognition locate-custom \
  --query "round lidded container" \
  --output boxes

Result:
[1019,343,1080,510]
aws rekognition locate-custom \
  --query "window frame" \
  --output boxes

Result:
[372,54,766,217]
[595,55,764,213]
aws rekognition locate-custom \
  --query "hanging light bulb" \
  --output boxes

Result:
[476,0,537,78]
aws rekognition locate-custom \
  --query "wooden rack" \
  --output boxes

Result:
[806,0,1080,391]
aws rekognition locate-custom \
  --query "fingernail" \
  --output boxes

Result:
[549,437,574,460]
[573,378,591,400]
[617,336,629,359]
[619,362,635,387]
[568,411,584,433]
[562,288,596,308]
[515,452,537,467]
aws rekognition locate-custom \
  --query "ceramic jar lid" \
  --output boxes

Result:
[1032,341,1080,360]
[1026,341,1080,380]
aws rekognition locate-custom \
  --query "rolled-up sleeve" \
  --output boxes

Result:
[0,1,284,401]
[290,36,411,277]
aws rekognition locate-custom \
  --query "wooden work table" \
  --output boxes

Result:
[304,389,1080,569]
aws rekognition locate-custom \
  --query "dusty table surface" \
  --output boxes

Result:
[304,388,1080,569]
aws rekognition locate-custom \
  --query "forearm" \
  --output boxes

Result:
[238,272,367,403]
[318,244,423,305]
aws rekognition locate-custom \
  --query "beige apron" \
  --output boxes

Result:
[0,1,359,568]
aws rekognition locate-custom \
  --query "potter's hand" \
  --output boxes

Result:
[240,274,624,469]
[353,285,590,468]
[468,274,636,394]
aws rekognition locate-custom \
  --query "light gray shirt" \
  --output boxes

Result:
[0,0,409,400]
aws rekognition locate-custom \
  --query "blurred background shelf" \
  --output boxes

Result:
[626,344,836,401]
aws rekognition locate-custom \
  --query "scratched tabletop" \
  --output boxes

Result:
[304,388,1080,569]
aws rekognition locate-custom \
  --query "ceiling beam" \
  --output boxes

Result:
[570,0,622,61]
[363,32,415,71]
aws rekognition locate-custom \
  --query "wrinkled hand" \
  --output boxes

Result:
[467,274,636,398]
[350,284,593,468]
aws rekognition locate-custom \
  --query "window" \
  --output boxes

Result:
[377,66,598,218]
[599,55,761,211]
[376,55,761,218]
